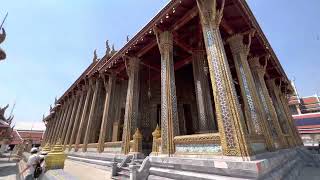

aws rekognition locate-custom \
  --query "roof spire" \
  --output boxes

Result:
[93,49,98,62]
[105,40,111,56]
[111,44,116,55]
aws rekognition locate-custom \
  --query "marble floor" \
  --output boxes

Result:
[0,154,19,180]
[64,159,112,180]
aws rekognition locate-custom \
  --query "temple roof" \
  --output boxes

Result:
[51,0,292,112]
[294,113,320,134]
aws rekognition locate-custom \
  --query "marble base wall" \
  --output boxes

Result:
[148,147,317,180]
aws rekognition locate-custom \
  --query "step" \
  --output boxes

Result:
[148,175,176,180]
[149,167,246,180]
[112,175,129,180]
[120,166,130,172]
[68,155,113,167]
[118,170,130,177]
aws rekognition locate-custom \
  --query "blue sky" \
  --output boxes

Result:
[0,0,319,130]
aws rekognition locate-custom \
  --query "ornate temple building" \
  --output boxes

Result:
[289,82,320,147]
[42,0,306,179]
[8,129,44,150]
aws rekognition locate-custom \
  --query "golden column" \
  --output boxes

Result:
[68,87,86,149]
[45,118,55,144]
[227,34,274,151]
[278,89,303,146]
[249,57,287,149]
[83,78,100,152]
[63,91,80,147]
[98,74,116,152]
[197,0,253,157]
[51,105,66,143]
[61,96,76,144]
[56,100,71,141]
[154,30,179,155]
[75,81,93,150]
[267,79,295,147]
[47,114,57,144]
[42,119,50,145]
[121,57,140,154]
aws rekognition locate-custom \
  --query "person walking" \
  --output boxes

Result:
[20,147,41,180]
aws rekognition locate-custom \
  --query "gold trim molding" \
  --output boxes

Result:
[174,133,221,145]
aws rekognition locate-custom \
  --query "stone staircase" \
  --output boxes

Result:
[112,156,145,180]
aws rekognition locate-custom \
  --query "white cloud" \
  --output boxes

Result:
[14,122,45,131]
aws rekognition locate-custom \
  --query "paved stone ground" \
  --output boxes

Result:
[1,152,320,180]
[64,159,112,180]
[0,154,19,180]
[297,166,320,180]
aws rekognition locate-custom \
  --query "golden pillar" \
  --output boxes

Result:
[68,88,86,149]
[75,82,93,150]
[197,0,252,157]
[51,105,66,143]
[83,78,100,152]
[227,34,274,151]
[154,30,179,155]
[278,90,303,146]
[44,119,53,144]
[57,101,71,141]
[267,79,295,147]
[121,57,140,154]
[98,74,115,152]
[61,97,76,145]
[47,117,54,144]
[64,91,80,147]
[249,57,287,149]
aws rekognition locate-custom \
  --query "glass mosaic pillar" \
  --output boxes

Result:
[197,0,252,157]
[155,30,179,155]
[249,57,287,149]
